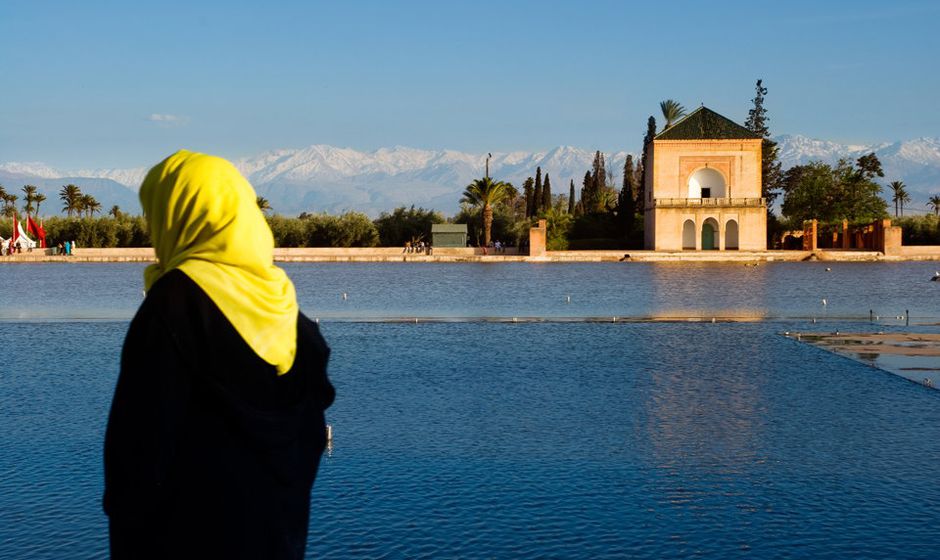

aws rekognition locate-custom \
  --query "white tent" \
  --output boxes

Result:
[1,221,37,252]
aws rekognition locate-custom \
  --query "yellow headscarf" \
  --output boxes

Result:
[140,150,298,374]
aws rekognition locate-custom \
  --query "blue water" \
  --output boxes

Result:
[2,263,940,558]
[1,261,939,321]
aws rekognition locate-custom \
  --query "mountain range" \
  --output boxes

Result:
[1,135,938,217]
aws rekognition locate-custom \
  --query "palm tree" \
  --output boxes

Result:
[891,181,912,217]
[60,184,82,217]
[542,206,572,248]
[21,185,37,215]
[256,196,272,213]
[899,188,911,217]
[660,99,687,129]
[80,194,101,217]
[888,181,906,217]
[109,205,122,219]
[461,176,512,246]
[34,193,46,216]
[928,194,940,217]
[1,194,16,218]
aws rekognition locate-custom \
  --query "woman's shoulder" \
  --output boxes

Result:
[292,312,334,409]
[296,312,330,360]
[128,270,215,348]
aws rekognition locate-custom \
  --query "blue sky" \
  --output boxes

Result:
[1,0,938,168]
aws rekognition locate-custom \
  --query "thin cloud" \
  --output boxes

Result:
[146,113,189,126]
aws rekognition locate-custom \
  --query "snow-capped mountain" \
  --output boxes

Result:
[774,135,940,207]
[775,134,876,166]
[231,145,635,216]
[0,161,64,179]
[2,136,938,217]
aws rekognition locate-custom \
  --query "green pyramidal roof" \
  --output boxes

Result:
[655,106,761,141]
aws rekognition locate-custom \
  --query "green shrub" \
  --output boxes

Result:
[267,215,307,247]
[546,236,569,250]
[897,215,940,245]
[0,216,150,248]
[374,206,445,246]
[301,212,379,247]
[569,212,620,240]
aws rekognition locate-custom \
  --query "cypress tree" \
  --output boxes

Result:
[592,151,606,205]
[533,167,543,216]
[522,177,534,218]
[619,154,636,234]
[582,152,607,213]
[542,173,552,212]
[639,116,656,212]
[580,171,594,214]
[744,79,783,208]
[634,158,643,192]
[568,179,576,214]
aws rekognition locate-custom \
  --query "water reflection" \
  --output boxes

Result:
[643,341,765,468]
[5,320,940,558]
[639,329,769,531]
[1,261,939,321]
[649,262,770,320]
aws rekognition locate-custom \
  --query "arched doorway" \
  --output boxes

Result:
[702,218,719,250]
[725,219,739,250]
[682,219,695,250]
[688,168,727,199]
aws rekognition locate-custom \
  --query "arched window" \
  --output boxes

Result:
[702,218,719,250]
[725,219,739,250]
[682,219,695,250]
[688,168,727,199]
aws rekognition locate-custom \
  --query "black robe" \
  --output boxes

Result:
[104,269,334,559]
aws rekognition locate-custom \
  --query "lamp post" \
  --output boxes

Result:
[486,152,492,180]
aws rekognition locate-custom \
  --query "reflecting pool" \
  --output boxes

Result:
[1,263,939,558]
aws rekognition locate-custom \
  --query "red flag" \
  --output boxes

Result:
[27,215,46,248]
[11,212,18,245]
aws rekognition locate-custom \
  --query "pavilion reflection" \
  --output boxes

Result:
[648,262,771,320]
[637,333,770,490]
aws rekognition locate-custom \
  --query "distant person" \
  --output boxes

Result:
[71,239,77,254]
[104,150,335,559]
[64,240,71,256]
[404,241,411,254]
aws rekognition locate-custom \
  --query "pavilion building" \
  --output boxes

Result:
[643,106,766,251]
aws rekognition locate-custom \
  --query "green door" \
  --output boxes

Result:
[702,223,715,250]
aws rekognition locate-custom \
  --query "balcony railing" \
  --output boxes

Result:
[652,197,766,208]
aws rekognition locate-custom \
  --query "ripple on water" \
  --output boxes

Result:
[2,319,940,558]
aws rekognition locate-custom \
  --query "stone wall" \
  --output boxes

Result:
[528,219,547,257]
[651,206,766,251]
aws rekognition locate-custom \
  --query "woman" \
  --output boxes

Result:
[104,150,334,559]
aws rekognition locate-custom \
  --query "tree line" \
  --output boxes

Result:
[0,206,451,249]
[0,183,106,219]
